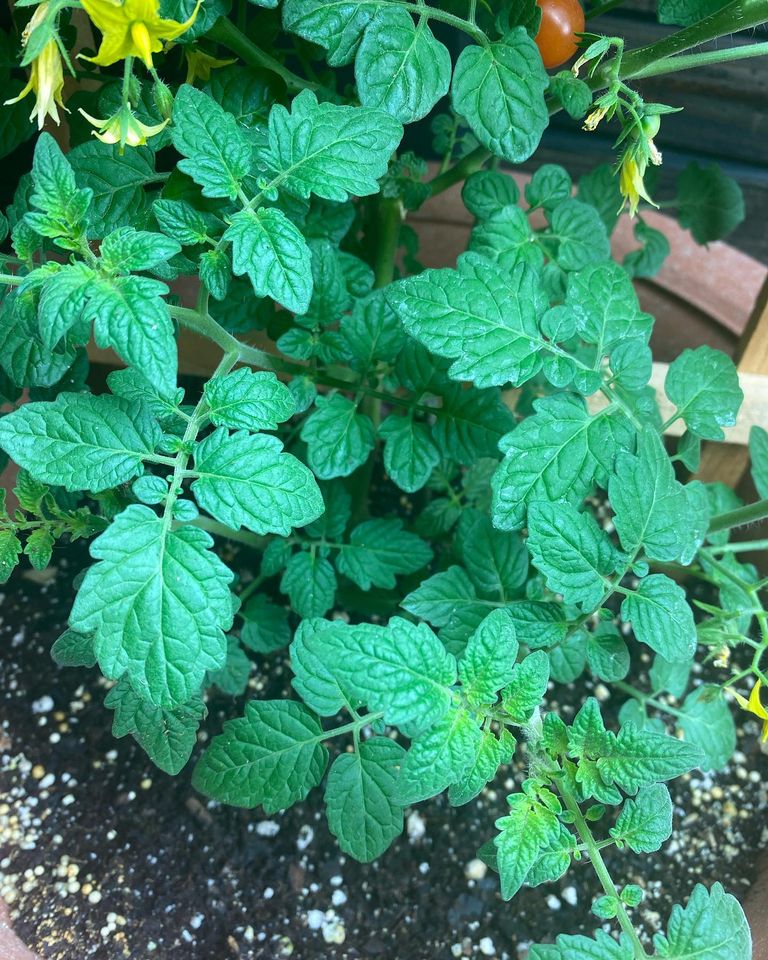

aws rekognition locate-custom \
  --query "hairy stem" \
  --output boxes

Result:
[373,197,403,289]
[629,39,768,77]
[208,19,318,92]
[707,498,768,535]
[558,779,649,958]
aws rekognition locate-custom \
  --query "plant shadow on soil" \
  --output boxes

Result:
[1,546,767,960]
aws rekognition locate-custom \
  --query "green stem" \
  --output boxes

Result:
[620,0,768,77]
[557,779,649,959]
[121,56,133,105]
[614,681,685,719]
[193,514,269,549]
[707,538,768,554]
[707,498,768,535]
[399,1,487,42]
[207,19,318,92]
[320,712,385,742]
[629,39,768,78]
[373,197,403,289]
[427,146,491,197]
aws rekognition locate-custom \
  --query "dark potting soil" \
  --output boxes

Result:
[1,548,766,960]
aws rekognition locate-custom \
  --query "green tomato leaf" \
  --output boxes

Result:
[469,203,543,273]
[459,509,529,599]
[597,722,703,795]
[401,565,478,627]
[264,89,403,201]
[451,29,548,163]
[70,505,235,707]
[610,782,673,853]
[336,518,432,590]
[379,415,440,493]
[432,383,515,462]
[494,792,562,900]
[191,428,322,535]
[105,678,205,775]
[749,425,768,498]
[171,84,253,200]
[389,252,548,388]
[0,393,161,492]
[207,635,252,696]
[240,593,291,654]
[459,608,519,705]
[462,170,520,221]
[204,369,296,431]
[300,393,376,479]
[526,501,621,610]
[675,162,744,242]
[224,207,313,314]
[290,618,355,716]
[99,227,181,273]
[51,628,97,668]
[664,346,743,440]
[548,199,610,271]
[397,706,483,804]
[355,8,451,123]
[325,737,405,862]
[676,685,735,772]
[280,550,337,618]
[448,726,516,806]
[283,0,380,66]
[657,882,751,959]
[501,651,550,724]
[620,574,697,662]
[192,699,328,811]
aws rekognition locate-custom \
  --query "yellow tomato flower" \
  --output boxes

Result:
[80,0,202,70]
[731,679,768,742]
[4,38,65,130]
[184,47,235,84]
[80,104,168,150]
[618,153,655,218]
[583,106,608,132]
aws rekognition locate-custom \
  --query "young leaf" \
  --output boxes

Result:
[99,227,182,274]
[526,502,620,609]
[469,204,543,272]
[531,931,634,960]
[325,737,405,862]
[69,505,235,707]
[389,252,548,389]
[355,8,451,123]
[207,635,252,696]
[69,141,155,239]
[204,369,296,431]
[0,529,22,584]
[280,550,337,618]
[192,699,328,811]
[620,574,696,663]
[26,133,91,244]
[676,686,735,772]
[340,289,406,372]
[451,29,548,163]
[658,882,751,960]
[458,608,519,705]
[336,518,432,590]
[191,428,323,535]
[397,706,483,804]
[224,207,313,314]
[105,678,205,775]
[664,346,743,440]
[448,727,516,806]
[525,165,572,211]
[379,415,440,493]
[505,600,568,650]
[36,262,97,350]
[171,85,253,200]
[586,627,630,682]
[0,393,161,492]
[494,792,562,900]
[501,651,550,724]
[264,89,403,201]
[300,393,376,479]
[610,782,673,853]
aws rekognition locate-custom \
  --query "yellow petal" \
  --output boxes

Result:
[748,680,768,721]
[80,28,132,67]
[80,0,127,36]
[130,20,158,68]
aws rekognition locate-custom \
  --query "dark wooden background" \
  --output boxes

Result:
[529,0,768,263]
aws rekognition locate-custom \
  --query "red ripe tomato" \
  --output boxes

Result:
[534,0,586,70]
